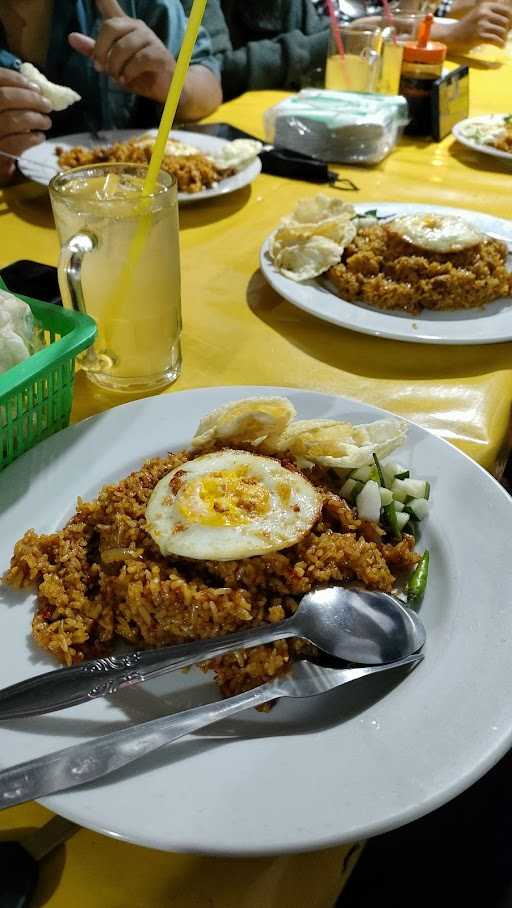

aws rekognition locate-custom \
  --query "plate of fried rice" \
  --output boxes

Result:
[260,201,512,344]
[1,386,512,854]
[18,129,262,203]
[453,115,512,165]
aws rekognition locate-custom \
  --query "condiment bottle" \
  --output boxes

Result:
[399,13,447,137]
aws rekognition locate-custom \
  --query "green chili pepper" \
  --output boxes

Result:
[373,453,400,539]
[407,551,429,605]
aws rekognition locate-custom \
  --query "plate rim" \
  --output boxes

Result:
[260,201,512,346]
[452,115,512,164]
[2,385,512,854]
[17,128,262,202]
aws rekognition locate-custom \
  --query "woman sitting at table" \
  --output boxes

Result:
[180,0,329,100]
[0,0,222,183]
[312,0,512,53]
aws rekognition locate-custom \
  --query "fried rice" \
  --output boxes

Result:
[493,122,512,154]
[3,445,419,699]
[327,224,512,315]
[56,141,235,194]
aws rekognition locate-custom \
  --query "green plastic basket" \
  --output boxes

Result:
[0,280,97,469]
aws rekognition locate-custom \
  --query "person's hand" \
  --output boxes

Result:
[68,0,176,104]
[444,2,512,49]
[0,68,52,183]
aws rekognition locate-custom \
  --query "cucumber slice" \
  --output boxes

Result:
[382,462,407,485]
[391,480,408,503]
[351,465,373,482]
[356,480,382,522]
[379,487,393,506]
[408,497,429,520]
[393,500,405,512]
[340,478,363,502]
[392,477,428,500]
[395,511,410,531]
[382,463,396,486]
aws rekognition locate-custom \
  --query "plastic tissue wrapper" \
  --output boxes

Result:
[264,90,409,165]
[0,290,42,375]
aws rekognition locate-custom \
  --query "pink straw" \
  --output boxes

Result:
[381,0,398,43]
[325,0,352,89]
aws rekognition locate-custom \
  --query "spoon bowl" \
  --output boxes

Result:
[292,587,425,665]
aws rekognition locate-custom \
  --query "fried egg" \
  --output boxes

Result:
[212,139,262,171]
[387,214,483,253]
[146,450,322,561]
[134,133,201,157]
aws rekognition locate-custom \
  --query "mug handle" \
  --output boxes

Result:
[58,231,97,315]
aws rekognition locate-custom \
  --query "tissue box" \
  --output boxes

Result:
[264,89,409,165]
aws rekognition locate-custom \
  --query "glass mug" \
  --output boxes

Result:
[376,25,405,94]
[50,163,182,393]
[324,28,381,93]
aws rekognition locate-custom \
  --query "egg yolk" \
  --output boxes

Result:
[177,467,271,527]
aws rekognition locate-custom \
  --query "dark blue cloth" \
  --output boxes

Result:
[0,0,219,134]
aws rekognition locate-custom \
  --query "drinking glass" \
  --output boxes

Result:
[325,28,381,92]
[376,25,405,93]
[50,163,182,393]
[386,10,425,40]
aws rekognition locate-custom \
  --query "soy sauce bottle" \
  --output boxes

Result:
[399,14,447,137]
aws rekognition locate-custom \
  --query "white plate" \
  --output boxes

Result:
[18,129,261,204]
[1,386,512,855]
[260,202,512,345]
[453,116,512,165]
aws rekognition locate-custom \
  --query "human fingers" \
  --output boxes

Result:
[121,45,162,87]
[483,2,512,16]
[0,67,43,92]
[68,32,96,58]
[103,29,152,80]
[477,30,506,43]
[0,132,46,172]
[0,109,52,135]
[96,0,127,18]
[480,8,510,27]
[93,18,136,69]
[0,86,52,115]
[0,131,46,157]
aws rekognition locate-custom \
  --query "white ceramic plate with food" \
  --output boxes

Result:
[452,116,512,165]
[18,129,262,204]
[1,386,512,854]
[260,202,512,345]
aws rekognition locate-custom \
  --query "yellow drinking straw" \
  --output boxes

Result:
[142,0,208,197]
[103,0,207,349]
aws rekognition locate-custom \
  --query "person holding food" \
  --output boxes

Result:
[180,0,330,100]
[0,0,222,183]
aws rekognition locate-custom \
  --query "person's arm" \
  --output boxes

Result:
[196,0,328,100]
[443,0,478,19]
[69,0,221,121]
[431,1,512,48]
[176,64,222,121]
[220,30,328,98]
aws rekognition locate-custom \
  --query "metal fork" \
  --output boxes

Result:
[0,654,422,809]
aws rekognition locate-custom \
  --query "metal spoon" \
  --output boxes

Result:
[0,654,423,810]
[0,588,425,720]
